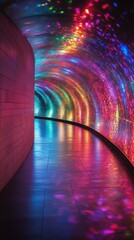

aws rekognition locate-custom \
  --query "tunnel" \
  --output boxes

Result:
[0,1,134,239]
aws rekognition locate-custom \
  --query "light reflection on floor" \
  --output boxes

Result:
[0,119,134,240]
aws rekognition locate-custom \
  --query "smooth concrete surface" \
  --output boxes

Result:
[0,12,34,190]
[0,119,134,240]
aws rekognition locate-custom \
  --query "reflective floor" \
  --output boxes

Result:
[0,119,134,240]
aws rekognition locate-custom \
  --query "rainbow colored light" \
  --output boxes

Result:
[1,0,134,164]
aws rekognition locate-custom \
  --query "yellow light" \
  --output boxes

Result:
[85,9,89,14]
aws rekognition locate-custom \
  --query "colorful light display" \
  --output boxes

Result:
[1,0,134,164]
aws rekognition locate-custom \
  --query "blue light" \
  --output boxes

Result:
[120,44,130,57]
[70,58,78,64]
[113,2,118,7]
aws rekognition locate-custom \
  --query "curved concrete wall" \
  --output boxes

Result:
[0,12,34,190]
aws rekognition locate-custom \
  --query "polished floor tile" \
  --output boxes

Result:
[0,119,134,240]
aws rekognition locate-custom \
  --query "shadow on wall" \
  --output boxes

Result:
[0,12,34,190]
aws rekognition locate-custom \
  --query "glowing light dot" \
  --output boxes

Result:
[34,107,39,114]
[113,2,118,7]
[111,224,119,230]
[120,44,130,57]
[103,229,114,235]
[102,4,109,9]
[85,9,89,14]
[75,8,80,14]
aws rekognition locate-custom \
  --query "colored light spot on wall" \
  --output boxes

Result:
[75,8,80,14]
[34,107,39,114]
[113,2,118,7]
[120,44,130,57]
[111,224,119,230]
[85,9,89,14]
[103,229,114,235]
[102,4,109,10]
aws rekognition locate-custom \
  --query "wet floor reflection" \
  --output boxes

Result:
[0,119,134,240]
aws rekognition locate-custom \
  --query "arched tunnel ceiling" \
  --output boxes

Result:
[0,0,134,164]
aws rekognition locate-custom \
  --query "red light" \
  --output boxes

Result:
[102,4,109,9]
